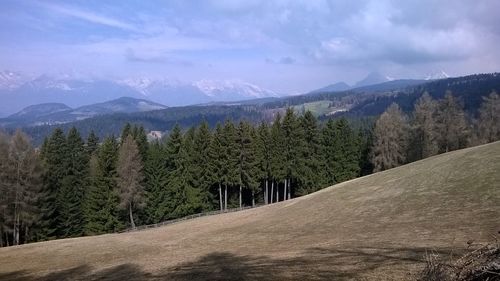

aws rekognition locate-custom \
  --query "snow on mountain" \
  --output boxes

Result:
[0,71,28,90]
[0,71,279,115]
[193,79,278,99]
[425,70,450,80]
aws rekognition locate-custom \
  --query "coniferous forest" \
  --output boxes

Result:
[0,92,499,247]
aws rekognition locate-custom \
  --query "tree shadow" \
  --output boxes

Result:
[0,244,462,280]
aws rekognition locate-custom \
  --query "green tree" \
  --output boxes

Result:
[57,127,87,237]
[83,137,122,235]
[208,123,225,211]
[270,113,285,203]
[255,122,272,204]
[297,111,322,195]
[235,121,259,208]
[38,128,67,240]
[143,141,169,224]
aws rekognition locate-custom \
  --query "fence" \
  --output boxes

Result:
[120,204,263,233]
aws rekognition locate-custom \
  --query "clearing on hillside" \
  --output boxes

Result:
[1,142,499,280]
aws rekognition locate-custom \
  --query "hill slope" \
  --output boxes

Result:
[0,142,499,280]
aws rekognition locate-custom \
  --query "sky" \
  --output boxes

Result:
[1,0,499,93]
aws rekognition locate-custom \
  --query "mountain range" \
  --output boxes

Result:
[0,97,167,127]
[0,71,279,117]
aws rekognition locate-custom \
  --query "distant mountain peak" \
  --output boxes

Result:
[309,81,351,93]
[425,70,450,80]
[354,71,392,88]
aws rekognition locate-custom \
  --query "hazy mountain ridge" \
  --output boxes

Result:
[0,97,167,127]
[0,72,279,116]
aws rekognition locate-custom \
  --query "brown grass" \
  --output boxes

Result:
[1,141,499,280]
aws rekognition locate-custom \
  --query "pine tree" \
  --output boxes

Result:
[57,127,87,237]
[297,111,322,195]
[270,113,285,203]
[192,121,214,210]
[121,123,132,143]
[143,141,169,224]
[38,128,67,240]
[371,103,409,172]
[281,108,303,200]
[117,135,144,229]
[255,122,272,204]
[235,121,258,208]
[208,123,225,211]
[221,120,238,209]
[83,137,122,235]
[410,92,439,160]
[436,92,469,152]
[86,130,99,156]
[477,91,500,144]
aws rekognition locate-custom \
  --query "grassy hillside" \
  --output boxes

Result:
[1,142,499,280]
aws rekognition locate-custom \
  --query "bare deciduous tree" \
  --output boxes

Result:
[436,92,469,152]
[371,103,409,172]
[411,92,439,160]
[477,91,500,144]
[117,135,144,229]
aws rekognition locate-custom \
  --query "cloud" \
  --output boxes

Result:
[41,3,139,32]
[125,48,193,66]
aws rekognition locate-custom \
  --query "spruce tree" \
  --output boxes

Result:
[255,122,272,204]
[86,130,99,156]
[208,123,225,211]
[144,141,169,223]
[57,127,87,237]
[83,137,122,235]
[192,121,214,210]
[297,111,322,195]
[38,128,67,240]
[281,108,303,200]
[270,113,285,203]
[235,121,258,208]
[221,120,238,209]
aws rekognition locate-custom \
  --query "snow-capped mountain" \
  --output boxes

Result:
[0,71,28,90]
[425,70,450,80]
[0,72,278,116]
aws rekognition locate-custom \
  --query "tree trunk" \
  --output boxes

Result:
[24,225,28,244]
[224,185,228,211]
[5,231,8,247]
[14,214,19,245]
[270,181,274,203]
[276,181,279,202]
[252,192,255,207]
[264,180,268,204]
[0,227,3,247]
[218,183,223,212]
[129,202,136,229]
[284,179,287,201]
[287,179,291,200]
[239,184,242,209]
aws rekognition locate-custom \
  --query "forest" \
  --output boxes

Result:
[0,91,498,247]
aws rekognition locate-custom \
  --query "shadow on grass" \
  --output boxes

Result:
[0,245,459,281]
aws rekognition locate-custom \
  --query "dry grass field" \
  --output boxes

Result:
[1,141,499,280]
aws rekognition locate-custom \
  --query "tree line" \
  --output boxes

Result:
[0,109,366,246]
[371,91,500,171]
[0,91,497,247]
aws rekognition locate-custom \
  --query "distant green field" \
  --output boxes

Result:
[1,141,499,280]
[292,100,335,116]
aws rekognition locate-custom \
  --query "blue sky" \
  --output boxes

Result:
[1,0,499,93]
